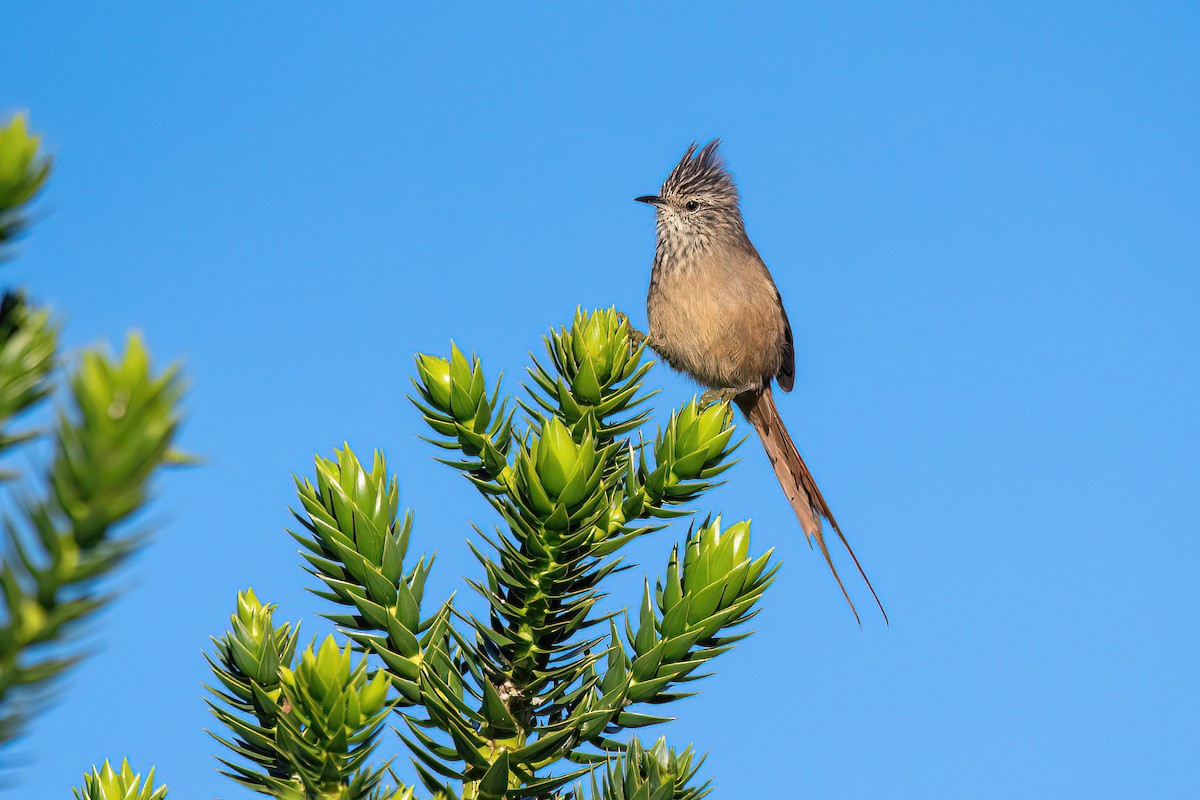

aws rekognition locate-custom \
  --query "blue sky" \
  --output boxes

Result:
[4,3,1198,797]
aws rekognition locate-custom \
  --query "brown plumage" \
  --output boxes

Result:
[636,140,886,624]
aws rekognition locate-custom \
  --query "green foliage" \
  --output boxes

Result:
[275,637,394,794]
[205,307,778,798]
[206,589,409,800]
[291,447,437,709]
[0,332,184,741]
[522,309,655,441]
[0,114,186,749]
[0,113,56,461]
[71,759,168,800]
[585,737,709,800]
[0,289,55,461]
[206,589,301,791]
[620,517,774,710]
[0,113,52,253]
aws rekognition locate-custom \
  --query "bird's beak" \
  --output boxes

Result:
[635,195,665,207]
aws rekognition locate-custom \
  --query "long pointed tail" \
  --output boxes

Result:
[736,386,887,625]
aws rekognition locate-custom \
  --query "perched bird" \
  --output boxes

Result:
[633,140,885,624]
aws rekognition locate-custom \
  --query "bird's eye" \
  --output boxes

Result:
[684,200,700,212]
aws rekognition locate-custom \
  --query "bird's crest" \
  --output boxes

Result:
[661,139,738,201]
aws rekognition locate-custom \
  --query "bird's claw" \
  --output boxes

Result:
[616,311,649,350]
[698,388,739,408]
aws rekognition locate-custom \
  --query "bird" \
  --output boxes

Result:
[631,139,886,624]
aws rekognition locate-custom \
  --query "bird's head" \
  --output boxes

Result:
[636,139,744,241]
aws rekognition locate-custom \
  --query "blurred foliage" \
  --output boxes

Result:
[0,114,185,770]
[0,114,51,254]
[204,307,778,798]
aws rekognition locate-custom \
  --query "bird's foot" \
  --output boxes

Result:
[698,387,740,408]
[615,312,649,350]
[699,383,764,408]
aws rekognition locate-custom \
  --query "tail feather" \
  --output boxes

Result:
[736,386,887,625]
